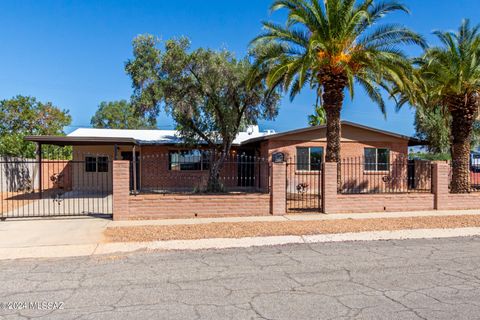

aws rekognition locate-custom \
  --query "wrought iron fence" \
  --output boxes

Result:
[286,159,322,212]
[133,151,270,194]
[449,160,480,192]
[0,156,112,218]
[340,157,432,194]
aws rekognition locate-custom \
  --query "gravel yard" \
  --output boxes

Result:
[104,214,480,242]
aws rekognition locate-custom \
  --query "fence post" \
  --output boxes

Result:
[432,161,449,210]
[113,160,130,220]
[322,162,338,214]
[270,161,286,215]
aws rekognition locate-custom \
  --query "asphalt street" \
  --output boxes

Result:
[1,237,480,319]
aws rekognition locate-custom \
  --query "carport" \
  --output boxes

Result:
[0,136,139,218]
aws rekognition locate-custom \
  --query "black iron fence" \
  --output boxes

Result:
[449,160,480,192]
[0,157,112,218]
[133,152,270,194]
[286,159,322,212]
[340,157,432,194]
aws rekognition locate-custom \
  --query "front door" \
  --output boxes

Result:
[237,150,255,187]
[121,151,140,191]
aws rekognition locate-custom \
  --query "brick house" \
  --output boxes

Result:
[25,121,423,195]
[10,122,480,220]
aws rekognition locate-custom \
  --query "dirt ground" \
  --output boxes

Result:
[0,191,38,214]
[104,214,480,242]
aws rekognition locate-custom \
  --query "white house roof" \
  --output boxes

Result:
[67,125,275,145]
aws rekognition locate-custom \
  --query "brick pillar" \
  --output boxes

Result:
[432,161,449,210]
[322,162,338,214]
[270,162,286,215]
[112,160,130,221]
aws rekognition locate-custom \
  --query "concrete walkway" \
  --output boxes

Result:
[1,209,480,260]
[111,209,480,226]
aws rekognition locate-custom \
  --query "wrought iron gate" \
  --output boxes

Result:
[286,160,322,213]
[0,158,113,219]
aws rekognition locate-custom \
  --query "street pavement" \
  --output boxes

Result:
[1,237,480,319]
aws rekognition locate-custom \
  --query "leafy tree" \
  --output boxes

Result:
[251,0,425,187]
[0,96,71,158]
[413,105,480,155]
[409,152,451,161]
[414,106,451,154]
[126,36,281,192]
[91,100,156,129]
[397,20,480,192]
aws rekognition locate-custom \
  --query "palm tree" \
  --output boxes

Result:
[251,0,425,186]
[308,104,327,126]
[396,20,480,193]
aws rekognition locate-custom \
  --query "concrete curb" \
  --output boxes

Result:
[2,227,480,260]
[108,209,480,227]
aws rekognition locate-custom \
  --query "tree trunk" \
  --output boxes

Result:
[205,144,231,193]
[449,95,478,193]
[321,72,347,190]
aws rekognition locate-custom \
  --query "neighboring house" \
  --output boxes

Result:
[24,121,424,194]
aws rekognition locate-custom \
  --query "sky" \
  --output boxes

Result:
[0,0,478,136]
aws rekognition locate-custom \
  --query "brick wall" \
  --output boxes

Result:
[139,145,268,192]
[112,161,130,220]
[111,159,480,221]
[323,162,435,213]
[271,162,286,215]
[324,161,479,214]
[126,193,270,220]
[264,139,408,162]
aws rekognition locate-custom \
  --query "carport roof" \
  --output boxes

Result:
[24,135,138,146]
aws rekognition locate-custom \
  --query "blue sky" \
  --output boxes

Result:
[0,0,477,136]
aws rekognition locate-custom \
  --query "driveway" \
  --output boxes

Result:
[1,237,480,319]
[1,190,112,218]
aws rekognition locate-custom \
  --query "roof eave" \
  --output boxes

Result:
[24,136,138,146]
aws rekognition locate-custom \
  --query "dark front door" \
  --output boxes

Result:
[121,151,140,191]
[237,150,255,187]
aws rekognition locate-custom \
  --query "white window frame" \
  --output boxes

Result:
[364,148,390,172]
[296,147,324,171]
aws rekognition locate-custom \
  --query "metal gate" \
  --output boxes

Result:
[286,160,322,213]
[0,158,113,219]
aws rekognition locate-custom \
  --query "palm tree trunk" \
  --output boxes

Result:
[449,96,477,193]
[322,73,347,190]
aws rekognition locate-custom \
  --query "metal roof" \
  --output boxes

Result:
[24,121,426,146]
[24,126,276,146]
[24,135,137,146]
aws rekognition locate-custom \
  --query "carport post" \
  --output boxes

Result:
[37,143,42,198]
[132,145,137,194]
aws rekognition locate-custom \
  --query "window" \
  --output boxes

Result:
[169,150,210,171]
[85,156,97,172]
[85,156,109,173]
[97,156,109,172]
[364,148,389,171]
[296,147,323,171]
